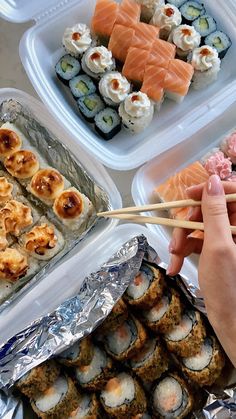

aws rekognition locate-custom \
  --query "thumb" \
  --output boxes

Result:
[201,174,232,246]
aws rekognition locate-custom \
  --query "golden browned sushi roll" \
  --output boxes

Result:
[0,128,22,157]
[124,263,165,309]
[181,336,225,387]
[15,360,60,398]
[29,168,65,204]
[96,298,128,335]
[4,150,39,179]
[0,248,28,281]
[0,177,13,205]
[0,199,33,235]
[142,287,182,334]
[164,310,206,358]
[58,336,94,367]
[68,393,102,419]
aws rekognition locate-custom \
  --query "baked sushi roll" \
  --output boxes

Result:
[28,168,65,205]
[0,127,22,158]
[142,287,182,334]
[4,150,40,181]
[55,54,81,85]
[96,298,128,335]
[124,262,165,309]
[81,46,115,80]
[15,360,60,398]
[68,393,102,419]
[129,337,169,382]
[31,374,80,419]
[95,108,121,140]
[104,314,147,361]
[0,177,13,206]
[0,247,28,282]
[100,373,147,418]
[164,309,206,357]
[118,92,154,135]
[181,336,225,387]
[98,72,131,107]
[1,199,33,236]
[75,346,114,391]
[58,336,94,367]
[63,23,94,58]
[152,372,193,419]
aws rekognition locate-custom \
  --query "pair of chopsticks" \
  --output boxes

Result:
[97,193,236,233]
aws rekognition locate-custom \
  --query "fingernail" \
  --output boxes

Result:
[207,175,224,196]
[166,257,173,275]
[168,238,176,254]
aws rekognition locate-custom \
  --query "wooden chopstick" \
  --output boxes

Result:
[97,193,236,217]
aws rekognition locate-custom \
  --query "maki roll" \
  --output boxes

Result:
[55,54,81,85]
[78,94,105,122]
[15,360,60,398]
[164,309,206,357]
[104,314,147,361]
[58,336,94,367]
[188,45,221,90]
[68,393,101,418]
[180,1,205,25]
[69,75,96,99]
[81,46,115,80]
[124,262,165,309]
[169,24,201,59]
[96,298,128,335]
[98,72,131,107]
[62,23,94,58]
[129,337,169,382]
[205,31,232,59]
[134,0,165,23]
[74,346,114,391]
[95,108,121,140]
[31,375,80,419]
[152,372,193,419]
[100,373,147,418]
[142,287,182,334]
[151,4,182,40]
[118,92,154,135]
[181,336,225,387]
[192,15,217,40]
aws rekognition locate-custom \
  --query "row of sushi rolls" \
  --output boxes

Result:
[55,0,232,140]
[0,124,93,302]
[15,262,226,418]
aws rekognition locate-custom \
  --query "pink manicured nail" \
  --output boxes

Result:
[207,175,224,196]
[166,258,173,275]
[168,238,176,254]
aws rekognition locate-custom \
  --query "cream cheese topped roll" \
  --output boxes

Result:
[99,72,131,105]
[82,46,115,78]
[151,4,182,39]
[124,92,152,118]
[63,23,92,57]
[191,45,220,71]
[171,24,201,57]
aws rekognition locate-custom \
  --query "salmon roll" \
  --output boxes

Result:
[152,372,193,419]
[141,65,166,108]
[148,38,176,68]
[116,0,141,28]
[108,24,135,63]
[104,314,147,361]
[125,263,165,309]
[122,48,151,85]
[131,22,160,50]
[164,310,206,357]
[58,336,94,367]
[91,0,119,44]
[74,346,114,391]
[16,360,60,398]
[68,393,101,418]
[181,336,225,387]
[31,375,80,419]
[129,337,169,382]
[142,287,182,334]
[100,373,147,418]
[97,298,128,335]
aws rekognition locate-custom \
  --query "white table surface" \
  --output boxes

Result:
[0,18,137,207]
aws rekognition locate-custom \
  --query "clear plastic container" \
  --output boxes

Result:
[1,0,236,170]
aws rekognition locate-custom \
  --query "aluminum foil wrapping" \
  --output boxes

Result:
[0,235,235,418]
[0,99,111,311]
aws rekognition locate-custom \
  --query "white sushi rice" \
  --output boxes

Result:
[0,280,12,300]
[127,271,150,299]
[35,376,68,412]
[69,394,91,418]
[106,321,133,355]
[59,341,80,361]
[144,295,169,322]
[75,347,106,384]
[101,373,135,408]
[153,377,184,417]
[165,313,193,342]
[192,61,221,90]
[130,339,156,368]
[182,338,213,371]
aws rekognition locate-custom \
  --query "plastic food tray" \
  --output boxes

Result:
[1,0,236,170]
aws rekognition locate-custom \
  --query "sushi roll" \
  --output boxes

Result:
[69,75,97,99]
[74,346,114,391]
[118,92,154,135]
[53,187,93,230]
[220,130,236,165]
[188,45,221,90]
[125,263,165,309]
[168,0,186,7]
[152,372,193,419]
[96,298,128,335]
[181,336,225,387]
[0,128,22,158]
[104,314,147,361]
[15,360,60,398]
[91,0,119,45]
[169,24,201,59]
[100,373,147,418]
[31,375,80,419]
[1,199,33,236]
[81,46,115,80]
[164,309,206,357]
[129,337,169,382]
[205,31,232,59]
[28,168,65,205]
[68,393,102,419]
[55,54,81,85]
[201,149,232,180]
[58,336,94,367]
[134,0,165,23]
[95,108,121,140]
[142,287,182,334]
[0,176,13,206]
[98,72,131,107]
[78,94,105,122]
[4,150,40,181]
[62,23,94,58]
[180,1,205,25]
[151,4,182,41]
[192,15,217,40]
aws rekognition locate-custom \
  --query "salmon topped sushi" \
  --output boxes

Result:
[131,22,160,50]
[122,48,151,84]
[91,0,119,42]
[164,59,194,102]
[108,24,135,62]
[116,0,141,28]
[141,65,166,105]
[148,38,176,68]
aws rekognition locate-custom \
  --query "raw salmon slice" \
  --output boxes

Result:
[108,24,135,62]
[164,59,194,96]
[91,0,119,38]
[131,22,160,50]
[122,47,150,83]
[116,0,141,27]
[148,39,176,68]
[141,65,165,102]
